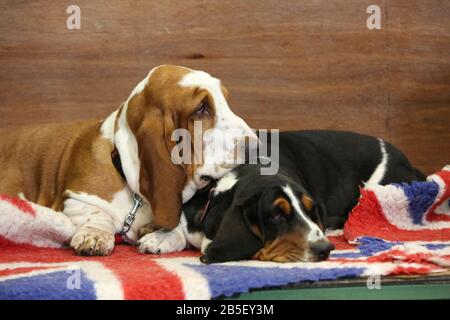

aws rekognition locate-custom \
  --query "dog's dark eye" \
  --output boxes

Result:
[271,207,284,222]
[195,99,210,117]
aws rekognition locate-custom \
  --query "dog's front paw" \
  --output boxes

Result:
[137,228,186,254]
[138,223,159,238]
[70,227,115,256]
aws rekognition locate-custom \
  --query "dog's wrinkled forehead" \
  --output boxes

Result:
[178,68,221,90]
[177,69,233,121]
[140,66,199,108]
[142,65,227,109]
[148,65,191,86]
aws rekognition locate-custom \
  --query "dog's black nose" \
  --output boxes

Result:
[310,240,335,261]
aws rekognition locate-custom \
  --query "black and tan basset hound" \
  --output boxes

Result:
[139,130,425,263]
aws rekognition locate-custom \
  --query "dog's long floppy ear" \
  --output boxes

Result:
[127,94,187,230]
[201,203,263,264]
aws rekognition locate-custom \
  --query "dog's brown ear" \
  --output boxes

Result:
[127,94,186,230]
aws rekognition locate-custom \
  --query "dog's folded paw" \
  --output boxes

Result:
[70,227,115,256]
[137,228,186,254]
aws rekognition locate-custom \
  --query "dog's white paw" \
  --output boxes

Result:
[137,228,187,254]
[70,227,115,256]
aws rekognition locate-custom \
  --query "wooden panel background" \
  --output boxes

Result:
[0,0,449,174]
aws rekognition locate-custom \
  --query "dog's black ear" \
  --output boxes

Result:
[201,205,263,264]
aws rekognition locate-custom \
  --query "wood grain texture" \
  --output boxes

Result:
[0,0,448,174]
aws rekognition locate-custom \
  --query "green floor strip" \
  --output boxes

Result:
[231,283,450,300]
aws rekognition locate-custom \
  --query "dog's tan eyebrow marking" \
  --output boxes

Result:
[300,194,314,211]
[273,197,292,216]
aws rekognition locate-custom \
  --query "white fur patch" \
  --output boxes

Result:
[137,212,213,255]
[182,180,198,204]
[64,188,152,242]
[100,110,117,144]
[179,69,258,190]
[114,106,140,193]
[200,237,212,254]
[214,172,238,195]
[366,139,389,185]
[180,213,204,250]
[113,67,158,195]
[138,230,187,254]
[138,222,187,254]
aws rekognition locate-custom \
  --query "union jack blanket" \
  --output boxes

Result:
[0,166,449,300]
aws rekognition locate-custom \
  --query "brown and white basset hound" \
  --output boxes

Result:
[0,65,257,256]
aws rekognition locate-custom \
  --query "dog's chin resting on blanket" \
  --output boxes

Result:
[169,130,427,264]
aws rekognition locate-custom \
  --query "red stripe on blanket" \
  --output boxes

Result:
[0,237,90,263]
[0,266,59,277]
[101,248,198,300]
[328,235,356,250]
[103,258,184,299]
[0,195,35,216]
[0,240,198,299]
[389,265,437,275]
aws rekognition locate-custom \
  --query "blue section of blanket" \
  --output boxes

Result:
[187,264,365,298]
[394,181,440,224]
[0,270,96,300]
[331,237,398,259]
